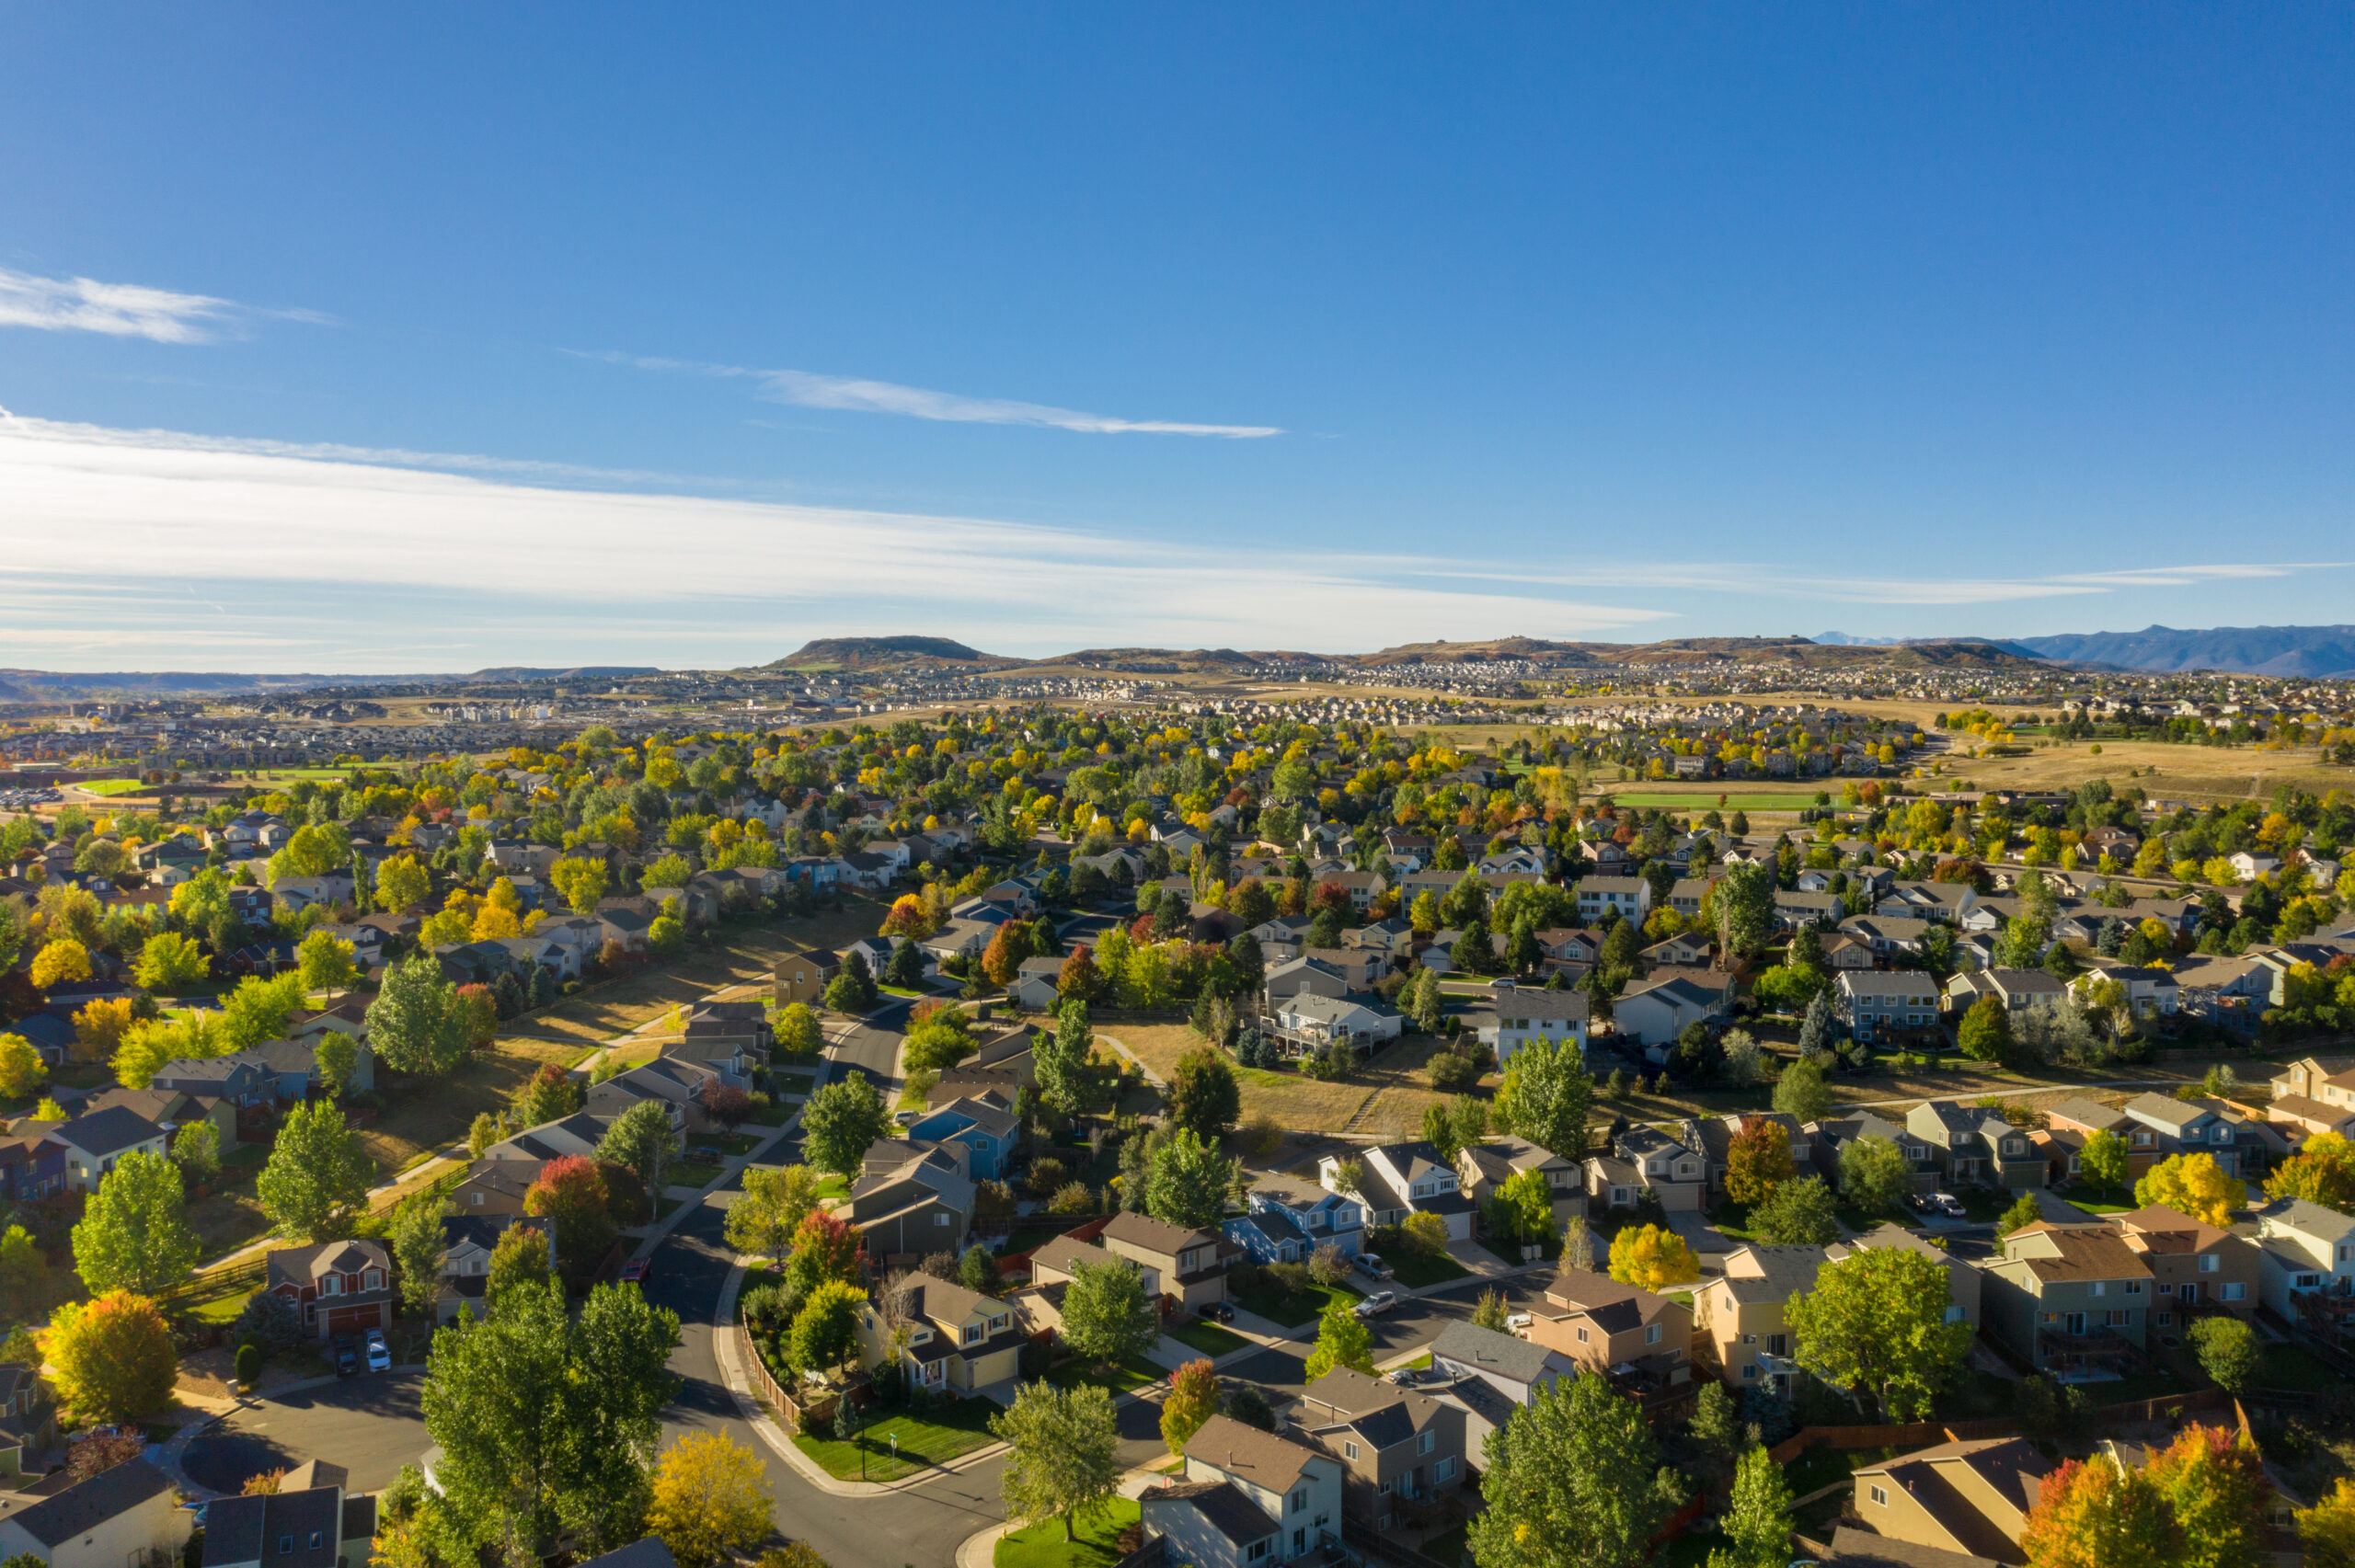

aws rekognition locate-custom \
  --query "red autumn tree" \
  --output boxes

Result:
[2019,1456,2179,1568]
[523,1154,618,1276]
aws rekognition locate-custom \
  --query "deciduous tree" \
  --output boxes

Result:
[598,1099,683,1196]
[133,931,210,993]
[1033,999,1093,1115]
[367,956,474,1078]
[72,1150,201,1295]
[2018,1455,2177,1568]
[392,1194,447,1317]
[1169,1046,1240,1142]
[1786,1245,1971,1422]
[800,1076,886,1179]
[1608,1224,1700,1291]
[1060,1258,1156,1370]
[1466,1372,1680,1568]
[47,1292,177,1425]
[1724,1117,1794,1204]
[257,1101,374,1242]
[2134,1152,2245,1228]
[1159,1358,1220,1456]
[723,1164,821,1267]
[1302,1295,1375,1381]
[296,929,359,998]
[1752,1174,1839,1246]
[991,1382,1120,1546]
[1146,1127,1231,1229]
[1493,1033,1593,1159]
[524,1155,620,1277]
[646,1432,771,1568]
[2079,1127,2129,1196]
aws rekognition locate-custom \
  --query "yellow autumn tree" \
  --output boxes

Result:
[2135,1152,2246,1228]
[645,1431,771,1568]
[1608,1223,1700,1291]
[30,939,91,990]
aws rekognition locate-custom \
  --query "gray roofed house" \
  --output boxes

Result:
[572,1540,679,1568]
[0,1458,184,1568]
[50,1106,168,1192]
[198,1459,367,1568]
[479,1111,613,1164]
[1429,1320,1573,1402]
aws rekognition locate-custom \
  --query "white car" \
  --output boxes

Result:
[1353,1291,1397,1319]
[363,1329,391,1373]
[1505,1311,1533,1334]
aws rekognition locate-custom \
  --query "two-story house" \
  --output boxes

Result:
[2038,1096,2136,1183]
[1806,1110,1939,1195]
[447,1158,546,1218]
[1140,1416,1347,1568]
[0,1459,187,1568]
[200,1458,375,1568]
[1292,1368,1466,1531]
[434,1214,555,1322]
[1454,1136,1587,1221]
[1849,1437,2052,1566]
[1575,877,1651,924]
[2119,1093,2262,1180]
[1587,1125,1705,1213]
[1942,967,2067,1020]
[1320,1141,1476,1241]
[51,1106,168,1194]
[1836,1222,1981,1326]
[1425,1321,1577,1461]
[905,1094,1021,1181]
[1227,1173,1366,1265]
[2108,1203,2259,1327]
[1693,1244,1832,1396]
[2255,1198,2355,1319]
[1477,985,1591,1070]
[1612,975,1726,1049]
[1905,1104,2041,1190]
[1835,970,1942,1044]
[1980,1224,2154,1373]
[1030,1233,1161,1300]
[1519,1266,1694,1416]
[834,1143,975,1259]
[266,1238,396,1342]
[1679,1113,1812,1203]
[586,1057,719,1136]
[1097,1211,1233,1311]
[854,1276,1023,1396]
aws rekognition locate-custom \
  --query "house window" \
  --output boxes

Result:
[2090,1281,2105,1298]
[1291,1490,1306,1514]
[471,1192,484,1207]
[1344,1442,1360,1462]
[962,1324,982,1345]
[1742,1364,1759,1380]
[1418,1431,1434,1456]
[322,1275,342,1296]
[2124,1282,2142,1296]
[1576,1327,1589,1344]
[1646,1324,1661,1345]
[1247,1543,1270,1563]
[2223,1283,2246,1301]
[936,1212,953,1226]
[280,1539,293,1555]
[310,1534,323,1551]
[2158,1312,2174,1327]
[1437,1457,1456,1481]
[364,1270,383,1290]
[2200,1254,2221,1274]
[1870,1486,1889,1507]
[1741,1333,1756,1345]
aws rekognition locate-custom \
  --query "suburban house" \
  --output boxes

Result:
[1587,1125,1705,1213]
[50,1106,167,1193]
[1835,970,1942,1044]
[1031,1233,1161,1299]
[477,1111,614,1164]
[1320,1141,1476,1240]
[199,1459,375,1568]
[1139,1415,1345,1568]
[1269,993,1404,1054]
[1454,1136,1586,1220]
[447,1159,546,1217]
[1848,1437,2053,1566]
[1693,1244,1832,1394]
[2108,1204,2258,1325]
[2071,965,2179,1023]
[1838,1222,1982,1325]
[905,1095,1021,1181]
[771,947,840,1006]
[433,1215,555,1322]
[1007,956,1064,1012]
[1227,1173,1366,1265]
[834,1143,975,1258]
[1428,1320,1573,1410]
[0,1364,55,1478]
[265,1239,396,1342]
[81,1085,239,1153]
[1942,967,2066,1019]
[1678,1113,1813,1201]
[585,1057,720,1135]
[1905,1104,2042,1190]
[0,1459,187,1568]
[1979,1224,2154,1373]
[1613,974,1725,1048]
[2255,1198,2355,1319]
[1292,1368,1467,1531]
[1097,1210,1234,1311]
[1476,984,1590,1067]
[1518,1267,1694,1421]
[2117,1093,2264,1180]
[1807,1111,1939,1195]
[854,1276,1023,1396]
[1575,877,1651,923]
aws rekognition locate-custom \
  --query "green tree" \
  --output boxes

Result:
[1492,1033,1593,1160]
[133,931,211,992]
[1786,1245,1972,1422]
[549,856,611,917]
[2147,1424,2271,1568]
[71,1150,201,1295]
[0,1035,44,1101]
[0,1226,40,1316]
[1159,1358,1219,1456]
[421,1276,681,1564]
[221,971,308,1050]
[375,854,431,914]
[786,1279,865,1376]
[392,1194,448,1317]
[171,1118,222,1183]
[1687,1381,1747,1495]
[2079,1127,2130,1197]
[1709,1446,1793,1568]
[722,1164,821,1267]
[1997,1193,2043,1236]
[1059,1257,1156,1369]
[1713,862,1774,958]
[296,929,360,998]
[1957,995,2015,1064]
[47,1291,178,1425]
[367,955,474,1078]
[2188,1315,2259,1392]
[771,1001,822,1057]
[313,1034,360,1099]
[1146,1127,1232,1229]
[1169,1045,1241,1142]
[1771,1057,1835,1124]
[1467,1372,1680,1568]
[801,1076,887,1180]
[257,1101,375,1242]
[1837,1135,1911,1214]
[822,950,878,1013]
[1034,999,1094,1115]
[598,1099,684,1196]
[991,1382,1120,1545]
[1752,1174,1839,1246]
[1489,1167,1555,1248]
[488,1222,552,1299]
[1302,1295,1375,1381]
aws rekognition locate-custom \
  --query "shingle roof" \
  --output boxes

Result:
[1183,1414,1317,1491]
[1100,1209,1215,1257]
[1139,1479,1278,1549]
[4,1459,173,1547]
[52,1104,164,1159]
[1430,1321,1558,1386]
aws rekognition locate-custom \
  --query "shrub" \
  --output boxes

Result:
[1265,1260,1313,1296]
[234,1342,262,1386]
[234,1291,307,1356]
[1426,1048,1482,1093]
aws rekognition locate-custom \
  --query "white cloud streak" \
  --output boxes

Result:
[0,267,326,344]
[590,351,1281,439]
[1435,561,2336,607]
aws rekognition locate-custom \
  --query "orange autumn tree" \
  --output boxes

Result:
[2020,1456,2179,1568]
[1724,1116,1794,1204]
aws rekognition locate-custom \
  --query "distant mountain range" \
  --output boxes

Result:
[2010,625,2355,680]
[0,667,660,701]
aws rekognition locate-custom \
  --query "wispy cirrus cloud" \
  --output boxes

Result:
[1432,560,2340,607]
[587,350,1282,439]
[0,267,327,344]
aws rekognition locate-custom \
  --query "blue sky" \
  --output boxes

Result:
[2,6,2350,670]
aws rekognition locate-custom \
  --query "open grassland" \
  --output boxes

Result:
[1922,738,2347,804]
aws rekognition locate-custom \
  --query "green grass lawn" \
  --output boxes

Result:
[2077,1374,2185,1407]
[1166,1319,1250,1357]
[1047,1355,1164,1394]
[772,1070,816,1097]
[1418,1524,1470,1567]
[813,1173,849,1200]
[994,1498,1141,1568]
[706,1132,767,1156]
[667,1161,725,1188]
[1386,1248,1472,1289]
[1233,1277,1362,1330]
[793,1397,1001,1482]
[2258,1343,2355,1391]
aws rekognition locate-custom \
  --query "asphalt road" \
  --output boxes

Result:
[182,1370,430,1494]
[832,997,913,1090]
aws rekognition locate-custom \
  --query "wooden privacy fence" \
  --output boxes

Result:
[735,1322,844,1435]
[1765,1387,2236,1465]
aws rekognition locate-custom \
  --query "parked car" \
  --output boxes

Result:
[1353,1291,1397,1319]
[1921,1191,1967,1219]
[363,1329,391,1373]
[620,1259,652,1286]
[1506,1311,1533,1333]
[1353,1253,1393,1281]
[1197,1300,1234,1323]
[332,1336,359,1377]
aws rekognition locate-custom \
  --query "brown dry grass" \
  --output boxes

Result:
[1107,1021,1514,1139]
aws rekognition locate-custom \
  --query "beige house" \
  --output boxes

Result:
[0,1459,188,1568]
[854,1276,1023,1396]
[1850,1437,2052,1565]
[1030,1234,1159,1298]
[2110,1203,2259,1323]
[1292,1368,1466,1531]
[1097,1211,1233,1310]
[1454,1136,1585,1221]
[1139,1414,1346,1567]
[771,947,839,1006]
[1519,1267,1694,1419]
[1692,1244,1832,1396]
[1980,1225,2154,1374]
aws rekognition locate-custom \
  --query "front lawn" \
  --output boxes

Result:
[792,1397,1001,1482]
[667,1161,725,1189]
[1233,1277,1361,1331]
[995,1498,1141,1568]
[1047,1356,1164,1394]
[1167,1320,1250,1357]
[1385,1248,1472,1289]
[772,1070,816,1098]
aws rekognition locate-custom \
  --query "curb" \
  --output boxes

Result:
[159,1362,432,1500]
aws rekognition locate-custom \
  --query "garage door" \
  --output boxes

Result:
[326,1304,382,1335]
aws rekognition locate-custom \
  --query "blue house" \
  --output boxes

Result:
[1224,1171,1366,1263]
[907,1095,1021,1182]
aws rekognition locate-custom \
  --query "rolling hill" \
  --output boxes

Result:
[2014,624,2355,680]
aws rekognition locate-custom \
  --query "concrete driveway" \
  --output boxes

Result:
[183,1370,428,1494]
